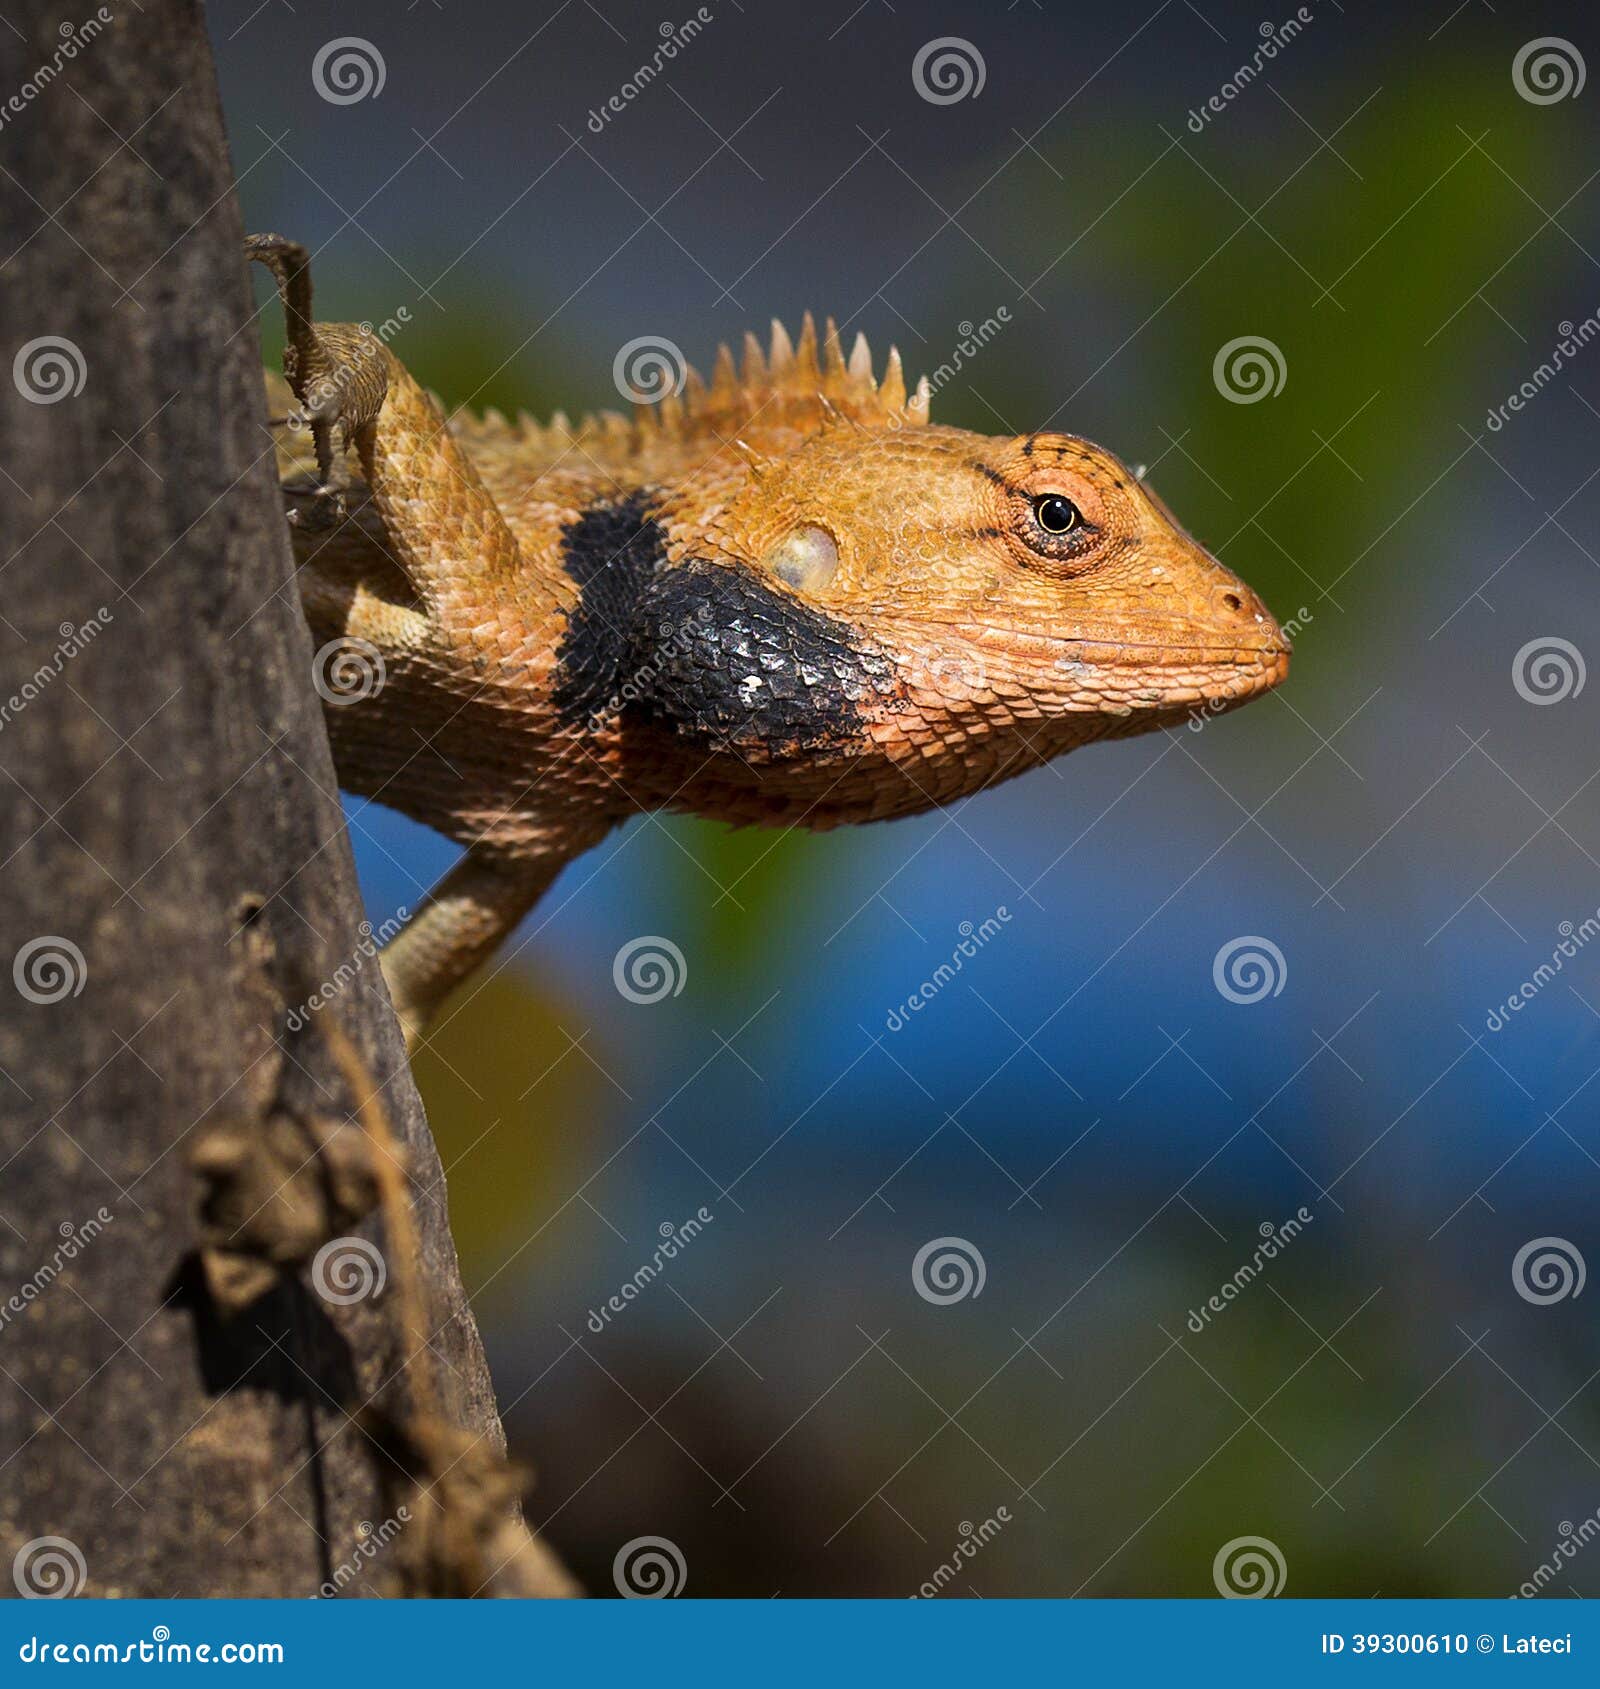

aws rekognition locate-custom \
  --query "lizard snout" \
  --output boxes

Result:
[1203,571,1291,657]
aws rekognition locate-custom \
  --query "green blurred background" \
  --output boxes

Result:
[222,0,1600,1595]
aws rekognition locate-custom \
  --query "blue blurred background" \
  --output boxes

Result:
[220,0,1600,1595]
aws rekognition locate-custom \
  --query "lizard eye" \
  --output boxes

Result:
[1032,493,1082,535]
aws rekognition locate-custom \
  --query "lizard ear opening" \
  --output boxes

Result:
[761,524,839,593]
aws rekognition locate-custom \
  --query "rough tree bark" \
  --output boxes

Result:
[0,1,573,1597]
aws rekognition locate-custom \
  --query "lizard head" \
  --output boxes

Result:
[548,319,1289,829]
[644,419,1289,824]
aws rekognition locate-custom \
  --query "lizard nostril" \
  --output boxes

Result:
[1222,592,1243,613]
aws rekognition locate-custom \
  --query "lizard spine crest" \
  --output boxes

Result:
[444,312,932,455]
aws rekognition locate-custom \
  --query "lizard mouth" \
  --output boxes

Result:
[947,620,1292,665]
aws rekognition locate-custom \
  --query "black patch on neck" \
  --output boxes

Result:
[553,492,895,754]
[631,557,897,753]
[552,491,669,728]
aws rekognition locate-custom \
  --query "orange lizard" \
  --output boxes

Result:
[248,235,1290,1050]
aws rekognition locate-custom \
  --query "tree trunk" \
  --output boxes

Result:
[0,0,573,1598]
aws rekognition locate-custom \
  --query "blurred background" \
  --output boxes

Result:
[220,0,1600,1596]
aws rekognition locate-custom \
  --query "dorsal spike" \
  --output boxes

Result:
[731,437,768,478]
[879,345,907,416]
[906,374,932,426]
[792,312,820,389]
[711,342,739,404]
[742,330,767,386]
[822,317,848,386]
[848,331,873,387]
[768,317,794,373]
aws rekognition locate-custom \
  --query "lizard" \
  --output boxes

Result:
[247,234,1291,1052]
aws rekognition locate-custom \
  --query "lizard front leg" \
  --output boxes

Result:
[247,233,520,626]
[249,235,572,1053]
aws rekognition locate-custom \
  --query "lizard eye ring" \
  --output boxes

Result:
[1031,493,1081,535]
